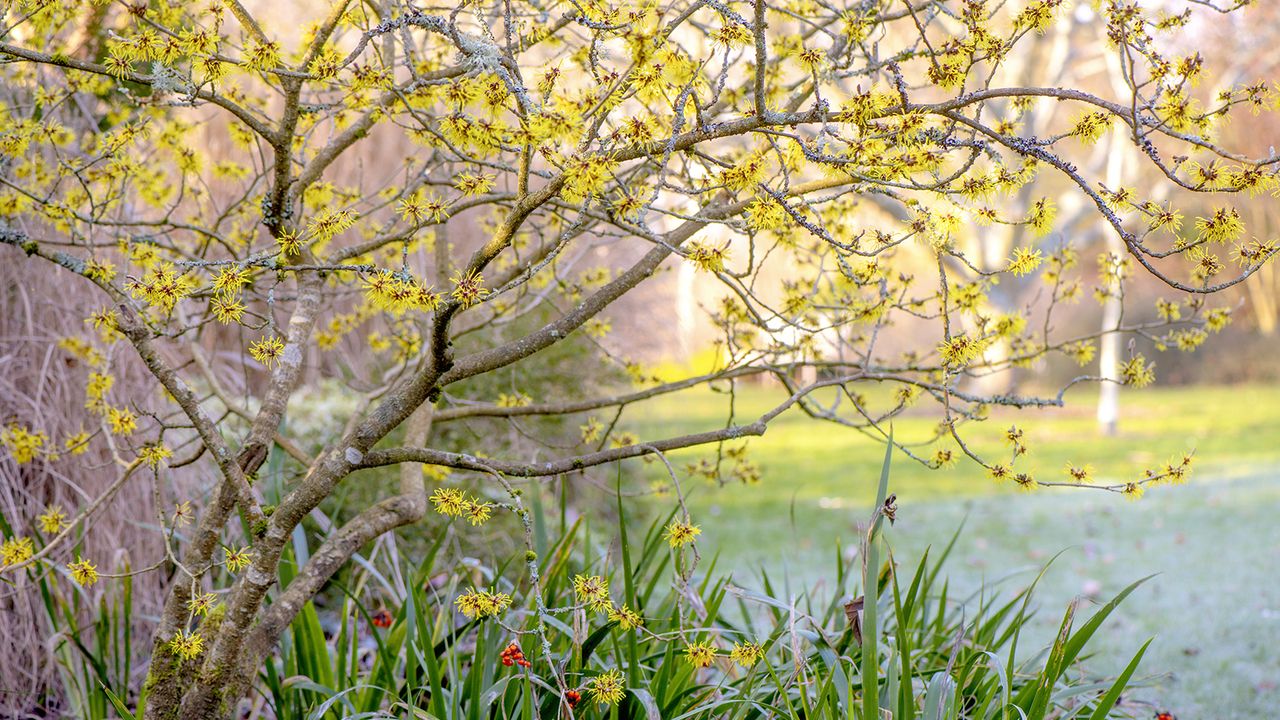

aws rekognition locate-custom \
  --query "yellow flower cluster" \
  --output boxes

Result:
[450,270,490,308]
[589,669,626,706]
[127,262,196,313]
[398,190,448,225]
[454,587,513,619]
[169,630,205,660]
[561,154,617,204]
[364,270,443,315]
[39,505,67,534]
[209,264,250,325]
[68,557,99,586]
[684,640,717,668]
[2,424,47,464]
[1194,207,1244,245]
[1006,247,1043,277]
[85,372,114,413]
[429,488,493,526]
[224,546,254,573]
[572,574,612,612]
[248,336,286,369]
[453,173,495,197]
[663,521,701,548]
[107,407,137,436]
[730,641,764,667]
[1119,355,1156,388]
[1071,112,1112,145]
[607,604,644,630]
[188,592,217,617]
[937,334,989,369]
[139,444,173,467]
[1026,198,1056,237]
[686,243,730,273]
[307,209,359,244]
[1,536,34,567]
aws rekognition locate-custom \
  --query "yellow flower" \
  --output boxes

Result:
[38,505,67,534]
[1026,198,1056,237]
[84,259,117,283]
[188,592,217,616]
[729,641,763,667]
[453,172,495,196]
[1063,340,1096,367]
[398,190,448,224]
[932,448,955,469]
[1006,247,1043,277]
[1064,463,1094,484]
[63,431,91,456]
[168,630,205,660]
[937,334,988,369]
[211,296,245,324]
[422,465,452,481]
[572,574,611,612]
[464,500,493,526]
[580,417,603,444]
[107,407,137,436]
[589,669,626,706]
[363,270,441,314]
[85,372,114,410]
[664,521,701,548]
[1119,355,1155,388]
[224,546,253,573]
[454,588,513,619]
[211,265,250,296]
[126,262,196,312]
[245,40,282,72]
[172,501,194,527]
[450,269,490,308]
[69,558,99,586]
[1194,207,1244,245]
[684,640,717,668]
[607,604,643,630]
[1,536,34,567]
[710,23,752,47]
[139,444,172,466]
[2,424,47,463]
[276,230,301,256]
[249,336,286,369]
[1204,307,1232,333]
[430,488,468,516]
[1071,111,1111,145]
[497,392,530,408]
[1122,482,1145,501]
[686,243,730,273]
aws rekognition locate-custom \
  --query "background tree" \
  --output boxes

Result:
[0,0,1275,716]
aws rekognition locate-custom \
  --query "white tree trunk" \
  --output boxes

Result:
[1096,126,1127,436]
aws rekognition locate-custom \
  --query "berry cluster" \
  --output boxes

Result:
[564,690,581,708]
[500,642,531,668]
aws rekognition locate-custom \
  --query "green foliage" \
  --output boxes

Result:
[59,446,1152,719]
[29,557,139,719]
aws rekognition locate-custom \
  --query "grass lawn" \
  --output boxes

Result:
[625,382,1280,719]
